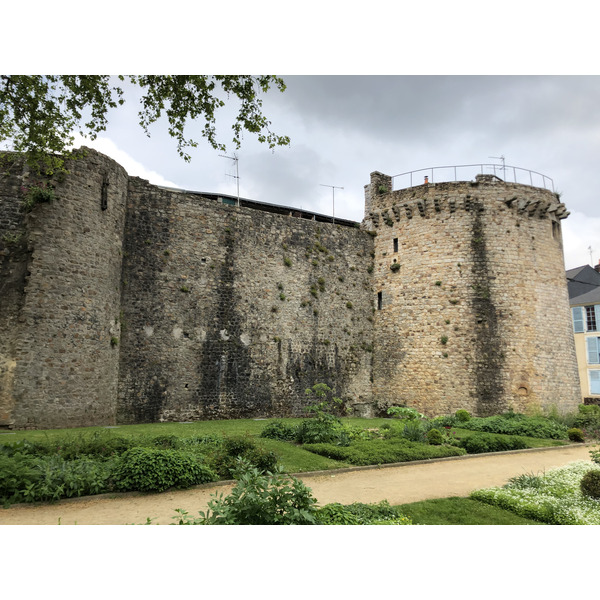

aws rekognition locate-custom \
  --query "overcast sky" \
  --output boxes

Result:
[73,75,600,271]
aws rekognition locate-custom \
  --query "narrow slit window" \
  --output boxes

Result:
[377,291,383,310]
[393,238,398,253]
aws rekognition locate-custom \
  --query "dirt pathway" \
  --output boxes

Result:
[0,444,593,525]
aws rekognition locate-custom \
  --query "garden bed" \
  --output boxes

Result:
[1,399,598,508]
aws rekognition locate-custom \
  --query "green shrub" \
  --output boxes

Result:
[455,409,471,422]
[210,435,278,478]
[185,458,318,525]
[149,434,182,449]
[304,438,466,466]
[590,446,600,465]
[580,470,600,499]
[315,503,362,525]
[113,448,217,493]
[459,414,568,439]
[316,500,411,525]
[574,404,600,436]
[1,453,115,504]
[402,420,427,443]
[0,453,39,504]
[295,418,349,445]
[568,428,585,443]
[426,428,444,445]
[431,415,457,428]
[1,430,135,460]
[458,432,530,454]
[30,456,114,502]
[260,420,297,441]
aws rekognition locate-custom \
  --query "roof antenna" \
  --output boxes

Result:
[589,245,594,265]
[489,155,505,178]
[219,153,240,206]
[320,184,343,224]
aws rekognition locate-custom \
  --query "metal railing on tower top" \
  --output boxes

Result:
[391,163,555,193]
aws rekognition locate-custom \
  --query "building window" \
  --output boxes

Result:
[590,371,600,395]
[572,305,600,332]
[377,291,383,310]
[393,238,398,253]
[586,306,598,331]
[587,337,600,364]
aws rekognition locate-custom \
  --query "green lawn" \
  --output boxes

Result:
[396,497,543,525]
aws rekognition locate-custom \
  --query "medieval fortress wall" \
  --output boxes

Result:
[0,148,581,429]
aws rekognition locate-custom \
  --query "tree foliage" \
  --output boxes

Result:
[0,75,290,174]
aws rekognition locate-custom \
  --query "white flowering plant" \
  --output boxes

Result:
[470,461,600,525]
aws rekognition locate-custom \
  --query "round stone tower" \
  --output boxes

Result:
[364,169,581,417]
[0,148,129,428]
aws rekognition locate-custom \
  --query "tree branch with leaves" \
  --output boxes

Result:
[0,75,290,175]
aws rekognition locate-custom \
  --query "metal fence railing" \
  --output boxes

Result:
[391,163,555,193]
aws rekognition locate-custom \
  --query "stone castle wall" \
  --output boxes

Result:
[116,177,374,423]
[365,172,580,416]
[0,149,582,428]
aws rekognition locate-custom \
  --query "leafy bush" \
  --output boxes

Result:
[113,448,217,493]
[149,434,182,449]
[568,428,585,442]
[177,458,318,525]
[304,438,466,466]
[260,420,297,441]
[574,405,600,438]
[0,453,39,504]
[458,414,568,439]
[455,409,471,422]
[1,430,135,460]
[314,503,362,525]
[0,453,114,504]
[210,435,278,478]
[580,470,600,499]
[316,500,411,525]
[295,419,349,445]
[430,415,457,428]
[590,446,600,465]
[426,428,444,445]
[458,432,529,454]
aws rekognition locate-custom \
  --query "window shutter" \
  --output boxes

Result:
[590,370,600,395]
[595,305,600,328]
[573,307,585,333]
[587,337,600,364]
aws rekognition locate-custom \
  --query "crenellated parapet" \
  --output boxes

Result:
[364,172,568,232]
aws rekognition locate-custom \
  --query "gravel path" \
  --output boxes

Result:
[0,444,593,525]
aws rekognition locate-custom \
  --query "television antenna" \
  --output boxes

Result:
[320,184,343,224]
[589,245,594,265]
[219,153,240,206]
[489,155,506,178]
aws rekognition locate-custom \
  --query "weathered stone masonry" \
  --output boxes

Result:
[0,149,581,428]
[365,171,581,417]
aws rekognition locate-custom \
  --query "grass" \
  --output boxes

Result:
[396,497,543,525]
[0,417,388,444]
